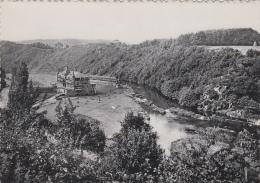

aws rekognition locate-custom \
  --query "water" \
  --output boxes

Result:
[130,84,199,155]
[26,74,254,155]
[130,83,260,155]
[149,113,190,155]
[130,84,175,109]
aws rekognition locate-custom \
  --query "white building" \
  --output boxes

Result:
[57,66,96,96]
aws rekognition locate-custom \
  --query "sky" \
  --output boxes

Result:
[2,1,260,44]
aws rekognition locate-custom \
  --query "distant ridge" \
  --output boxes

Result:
[16,39,111,47]
[2,28,260,122]
[2,28,260,74]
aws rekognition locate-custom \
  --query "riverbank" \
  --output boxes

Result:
[130,87,260,128]
[129,93,210,121]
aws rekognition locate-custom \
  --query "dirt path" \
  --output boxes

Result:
[0,87,9,109]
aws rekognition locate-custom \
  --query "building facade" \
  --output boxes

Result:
[57,66,96,96]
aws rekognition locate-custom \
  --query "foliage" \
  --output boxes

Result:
[0,108,102,182]
[101,112,164,182]
[28,42,53,49]
[1,28,260,182]
[0,92,105,182]
[175,28,260,46]
[54,42,69,50]
[2,30,260,121]
[54,99,106,153]
[0,109,49,182]
[7,63,40,113]
[246,49,260,58]
[0,64,106,182]
[4,31,260,120]
[0,67,6,93]
[167,127,259,183]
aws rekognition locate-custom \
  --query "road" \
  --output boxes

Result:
[0,87,10,109]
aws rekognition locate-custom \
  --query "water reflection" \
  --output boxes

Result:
[130,84,176,109]
[149,113,192,155]
[131,84,203,155]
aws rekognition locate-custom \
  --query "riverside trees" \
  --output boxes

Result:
[0,63,259,182]
[2,29,260,122]
[8,62,40,113]
[0,63,106,182]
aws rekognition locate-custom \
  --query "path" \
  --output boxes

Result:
[0,87,9,109]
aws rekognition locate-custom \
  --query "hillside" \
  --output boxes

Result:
[175,28,260,46]
[1,28,260,122]
[16,39,111,47]
[205,45,260,55]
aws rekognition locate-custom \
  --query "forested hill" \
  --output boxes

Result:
[2,28,260,73]
[175,28,260,46]
[1,28,260,122]
[16,39,110,47]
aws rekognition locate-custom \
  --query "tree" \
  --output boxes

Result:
[246,49,260,58]
[7,63,40,113]
[106,112,164,181]
[55,99,106,153]
[167,127,259,183]
[0,108,49,182]
[17,62,29,91]
[0,66,6,89]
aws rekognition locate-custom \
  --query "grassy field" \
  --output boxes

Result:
[34,74,144,137]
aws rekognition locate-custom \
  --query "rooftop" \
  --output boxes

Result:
[58,66,88,78]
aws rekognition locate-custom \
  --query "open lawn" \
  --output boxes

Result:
[38,81,143,138]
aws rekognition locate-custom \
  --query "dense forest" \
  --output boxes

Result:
[174,28,260,46]
[2,28,260,122]
[0,64,259,182]
[17,38,110,47]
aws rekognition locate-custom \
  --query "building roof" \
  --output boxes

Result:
[58,67,87,79]
[73,71,87,78]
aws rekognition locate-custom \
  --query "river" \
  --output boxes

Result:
[25,74,255,155]
[26,74,208,155]
[130,84,203,155]
[130,84,260,155]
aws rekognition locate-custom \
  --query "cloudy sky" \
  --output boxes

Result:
[2,1,260,44]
